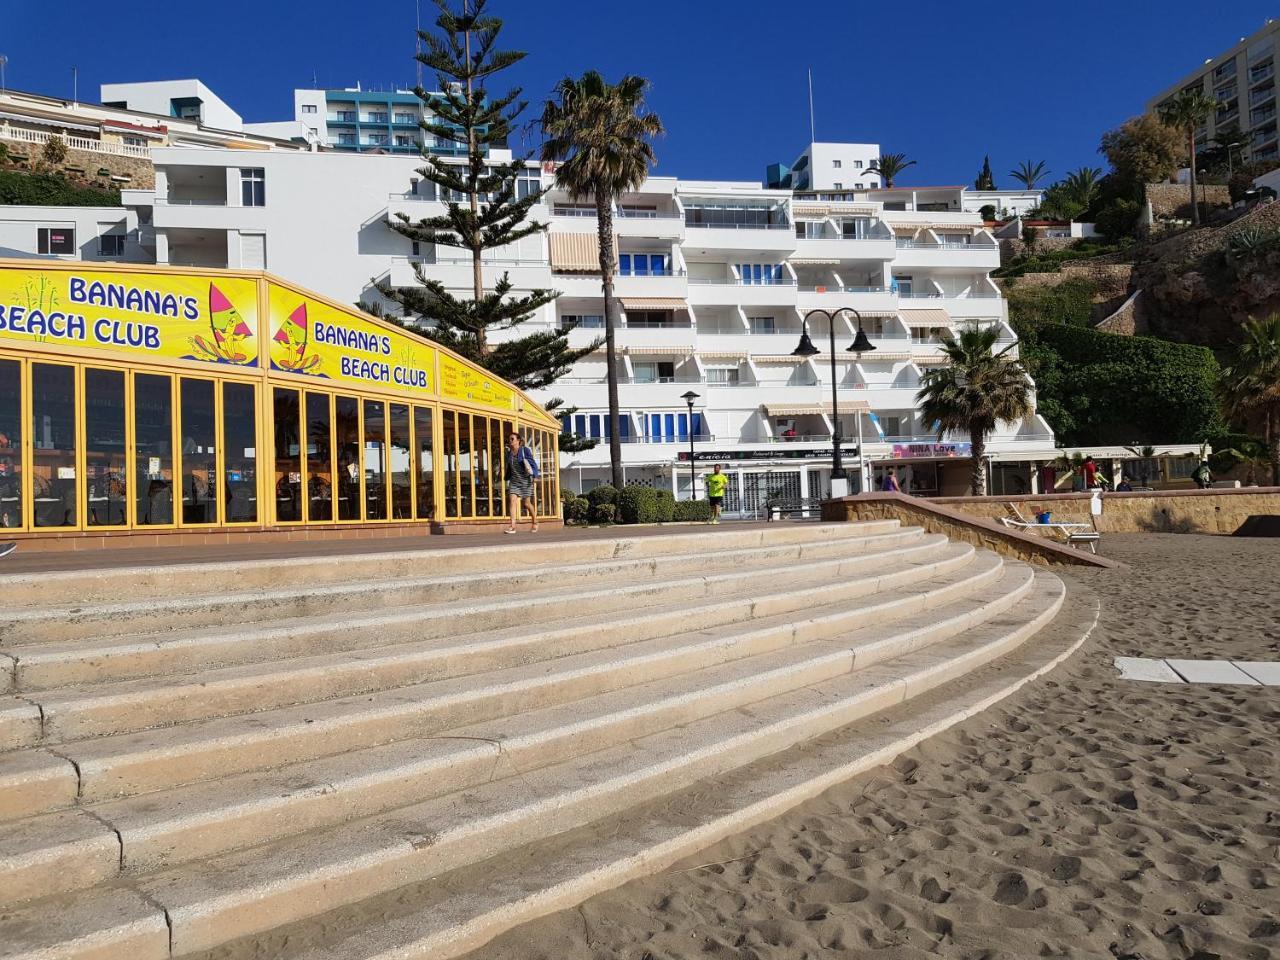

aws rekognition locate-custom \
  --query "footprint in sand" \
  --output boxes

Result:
[993,872,1029,905]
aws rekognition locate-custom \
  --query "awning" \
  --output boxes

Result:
[899,308,950,324]
[915,356,950,366]
[619,297,687,311]
[549,232,606,273]
[764,401,870,416]
[0,112,100,135]
[751,354,807,363]
[622,345,694,356]
[790,258,842,266]
[698,351,747,360]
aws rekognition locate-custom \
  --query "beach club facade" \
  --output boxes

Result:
[0,259,561,548]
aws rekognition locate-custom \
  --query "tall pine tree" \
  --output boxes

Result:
[376,0,596,447]
[974,155,996,191]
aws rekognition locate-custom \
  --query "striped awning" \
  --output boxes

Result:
[899,308,950,324]
[764,400,870,416]
[887,222,981,232]
[915,355,950,366]
[620,297,687,311]
[549,232,610,273]
[622,345,694,356]
[699,351,747,360]
[751,354,807,363]
[860,351,913,361]
[790,258,842,266]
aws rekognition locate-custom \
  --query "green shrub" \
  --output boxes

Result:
[1094,198,1141,241]
[617,486,659,524]
[586,484,617,507]
[566,496,590,524]
[0,169,120,207]
[672,499,712,522]
[40,135,68,168]
[589,502,616,525]
[653,488,675,522]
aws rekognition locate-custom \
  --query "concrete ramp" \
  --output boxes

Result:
[0,521,1086,960]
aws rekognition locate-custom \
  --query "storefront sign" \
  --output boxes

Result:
[439,353,514,410]
[267,283,435,396]
[678,446,858,463]
[0,267,260,367]
[891,442,972,459]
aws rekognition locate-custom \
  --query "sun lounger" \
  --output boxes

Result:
[1000,503,1101,554]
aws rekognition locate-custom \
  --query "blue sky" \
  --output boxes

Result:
[4,1,1273,187]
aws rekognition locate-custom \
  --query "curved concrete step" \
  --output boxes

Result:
[2,543,981,812]
[0,521,904,610]
[0,561,1033,905]
[0,573,1065,958]
[0,525,923,646]
[18,537,973,743]
[2,529,940,694]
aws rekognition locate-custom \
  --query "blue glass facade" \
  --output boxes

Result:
[322,90,476,155]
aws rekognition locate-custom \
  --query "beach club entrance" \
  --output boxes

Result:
[0,259,560,549]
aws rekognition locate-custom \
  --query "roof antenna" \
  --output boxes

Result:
[807,68,816,144]
[415,0,423,89]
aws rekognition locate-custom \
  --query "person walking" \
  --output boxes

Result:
[704,464,728,524]
[881,468,901,492]
[1082,455,1099,490]
[504,431,540,534]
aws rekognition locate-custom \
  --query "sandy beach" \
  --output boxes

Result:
[467,534,1280,960]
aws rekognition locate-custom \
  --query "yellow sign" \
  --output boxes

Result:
[0,267,259,366]
[267,283,435,396]
[440,353,515,410]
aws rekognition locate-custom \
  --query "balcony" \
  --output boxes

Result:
[687,277,798,307]
[1250,85,1276,107]
[0,124,150,159]
[889,241,1000,270]
[388,255,550,289]
[681,220,797,253]
[792,235,896,262]
[935,295,1005,320]
[798,285,898,314]
[614,207,684,240]
[1250,63,1275,86]
[612,270,688,301]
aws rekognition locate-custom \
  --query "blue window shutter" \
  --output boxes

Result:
[620,416,631,438]
[604,415,612,439]
[589,416,601,439]
[574,414,586,435]
[664,414,675,440]
[650,414,661,439]
[677,414,688,440]
[619,254,631,275]
[693,413,704,437]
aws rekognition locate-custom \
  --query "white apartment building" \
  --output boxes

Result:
[1146,18,1280,169]
[95,140,1059,510]
[767,142,882,191]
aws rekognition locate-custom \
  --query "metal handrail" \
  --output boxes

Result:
[797,285,891,294]
[687,277,796,285]
[684,221,793,230]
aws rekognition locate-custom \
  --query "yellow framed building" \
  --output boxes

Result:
[0,259,561,550]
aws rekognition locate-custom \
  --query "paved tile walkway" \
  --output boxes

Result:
[1114,657,1278,685]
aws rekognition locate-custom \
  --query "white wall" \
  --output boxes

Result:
[962,189,1042,217]
[99,80,243,131]
[806,142,882,190]
[0,206,146,263]
[1255,165,1280,195]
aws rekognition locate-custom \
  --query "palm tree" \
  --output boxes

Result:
[1221,314,1280,485]
[917,327,1034,496]
[1063,166,1103,210]
[540,72,664,492]
[1009,159,1049,189]
[1159,89,1218,226]
[865,152,916,188]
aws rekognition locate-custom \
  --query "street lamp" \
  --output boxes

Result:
[681,390,700,500]
[793,308,876,495]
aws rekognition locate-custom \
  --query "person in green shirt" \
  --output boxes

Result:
[704,464,728,524]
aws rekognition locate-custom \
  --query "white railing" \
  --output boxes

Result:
[688,277,797,286]
[0,124,151,158]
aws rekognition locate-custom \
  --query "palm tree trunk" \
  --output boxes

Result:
[596,188,624,492]
[1270,406,1280,487]
[969,425,987,496]
[1188,133,1200,228]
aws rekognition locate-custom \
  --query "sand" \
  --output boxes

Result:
[467,534,1280,960]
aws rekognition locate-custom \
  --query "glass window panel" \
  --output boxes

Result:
[0,359,21,530]
[442,410,458,518]
[179,378,218,525]
[32,363,78,528]
[273,388,302,522]
[472,415,490,517]
[134,373,173,526]
[222,381,257,523]
[389,403,412,520]
[457,412,473,517]
[84,368,127,527]
[335,396,360,520]
[306,392,333,522]
[414,406,434,520]
[363,399,387,521]
[488,417,504,517]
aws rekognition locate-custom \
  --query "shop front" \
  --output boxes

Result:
[0,260,560,550]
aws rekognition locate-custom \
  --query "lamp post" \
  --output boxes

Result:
[681,390,700,500]
[792,308,876,495]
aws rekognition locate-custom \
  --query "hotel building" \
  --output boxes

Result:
[1146,18,1280,169]
[6,79,1189,515]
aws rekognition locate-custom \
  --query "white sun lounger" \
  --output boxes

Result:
[999,503,1101,554]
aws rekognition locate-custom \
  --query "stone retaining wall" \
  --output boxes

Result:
[822,493,1117,568]
[930,488,1280,535]
[1145,182,1231,220]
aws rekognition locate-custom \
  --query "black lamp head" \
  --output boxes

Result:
[792,331,820,357]
[681,390,700,406]
[848,328,876,355]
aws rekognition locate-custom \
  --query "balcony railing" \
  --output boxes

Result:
[0,124,151,158]
[552,206,597,218]
[615,208,680,220]
[684,220,793,230]
[1250,64,1275,86]
[798,285,891,294]
[158,196,226,206]
[617,268,685,278]
[1250,85,1276,106]
[688,276,796,286]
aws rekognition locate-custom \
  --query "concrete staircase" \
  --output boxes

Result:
[0,520,1081,960]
